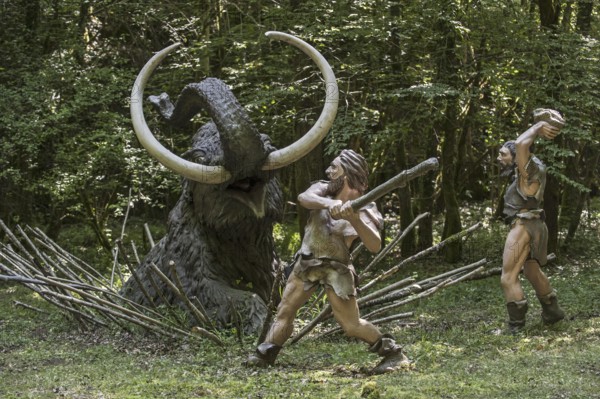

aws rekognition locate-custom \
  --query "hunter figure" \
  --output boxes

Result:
[497,108,566,333]
[246,149,409,374]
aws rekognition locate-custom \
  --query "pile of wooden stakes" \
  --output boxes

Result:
[0,219,222,346]
[0,216,521,346]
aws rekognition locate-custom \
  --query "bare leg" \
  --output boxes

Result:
[501,222,530,302]
[325,287,381,344]
[246,274,316,367]
[264,274,316,346]
[523,259,552,297]
[523,259,565,324]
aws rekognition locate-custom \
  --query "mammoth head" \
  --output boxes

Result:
[130,32,339,199]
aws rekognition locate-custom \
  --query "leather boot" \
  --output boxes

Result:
[244,342,281,368]
[368,334,410,374]
[506,299,528,333]
[538,290,565,325]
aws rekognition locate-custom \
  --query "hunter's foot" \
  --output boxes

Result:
[243,354,272,368]
[371,351,410,375]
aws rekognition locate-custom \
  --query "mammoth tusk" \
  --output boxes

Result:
[130,43,232,184]
[262,31,339,171]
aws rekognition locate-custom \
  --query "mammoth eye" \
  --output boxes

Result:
[182,148,207,162]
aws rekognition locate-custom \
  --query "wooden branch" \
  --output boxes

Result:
[350,242,364,259]
[149,262,210,328]
[0,274,47,285]
[144,223,155,248]
[257,262,285,345]
[363,279,449,320]
[288,304,332,345]
[360,222,482,292]
[149,273,186,326]
[357,276,416,306]
[167,261,211,326]
[0,264,88,328]
[117,240,156,309]
[360,259,489,309]
[110,245,125,288]
[316,311,415,339]
[0,219,37,269]
[363,266,485,320]
[0,242,92,327]
[299,288,326,319]
[368,312,416,327]
[13,300,49,314]
[360,212,430,277]
[30,226,109,285]
[131,241,142,264]
[0,243,38,279]
[43,275,169,323]
[15,225,55,277]
[34,274,222,345]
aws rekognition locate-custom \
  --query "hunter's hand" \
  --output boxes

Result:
[329,201,358,221]
[536,121,560,140]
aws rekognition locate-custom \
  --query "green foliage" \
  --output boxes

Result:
[273,222,301,261]
[1,0,600,262]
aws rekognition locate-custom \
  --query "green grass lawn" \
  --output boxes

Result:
[2,251,599,398]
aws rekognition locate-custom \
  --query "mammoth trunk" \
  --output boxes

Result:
[149,78,268,178]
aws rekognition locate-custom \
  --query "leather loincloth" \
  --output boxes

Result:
[510,216,548,266]
[292,253,358,300]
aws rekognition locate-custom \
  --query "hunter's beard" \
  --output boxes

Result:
[325,175,345,196]
[499,162,516,178]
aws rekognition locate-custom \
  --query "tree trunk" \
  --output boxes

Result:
[565,145,600,243]
[388,2,416,256]
[561,0,575,31]
[576,0,594,35]
[434,11,463,262]
[395,138,416,256]
[439,103,463,262]
[544,174,561,253]
[537,0,563,253]
[538,0,562,27]
[417,133,437,251]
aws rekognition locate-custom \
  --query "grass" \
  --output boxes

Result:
[2,225,600,398]
[2,263,598,399]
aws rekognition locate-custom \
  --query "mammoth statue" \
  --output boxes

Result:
[122,32,338,333]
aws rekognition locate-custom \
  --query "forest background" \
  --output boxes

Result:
[1,0,599,263]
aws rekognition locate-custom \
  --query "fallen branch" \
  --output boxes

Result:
[149,262,210,328]
[35,274,222,345]
[360,259,489,309]
[363,265,485,320]
[168,261,211,326]
[360,212,430,277]
[13,300,49,314]
[289,304,332,345]
[117,239,157,309]
[144,223,155,248]
[360,222,482,292]
[258,262,285,345]
[316,311,414,339]
[30,226,109,285]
